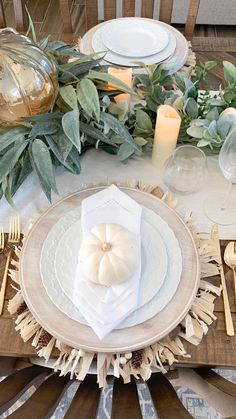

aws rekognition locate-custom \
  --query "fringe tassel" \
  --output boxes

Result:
[37,337,56,362]
[15,310,41,342]
[7,290,24,314]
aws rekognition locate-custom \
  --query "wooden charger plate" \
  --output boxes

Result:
[19,187,200,353]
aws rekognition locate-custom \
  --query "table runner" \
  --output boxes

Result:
[8,181,221,387]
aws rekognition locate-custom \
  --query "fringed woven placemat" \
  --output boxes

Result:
[8,182,221,387]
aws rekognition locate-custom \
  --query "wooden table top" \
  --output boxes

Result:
[1,37,236,367]
[0,240,236,368]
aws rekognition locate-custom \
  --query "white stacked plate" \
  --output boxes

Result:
[40,205,182,329]
[80,17,189,72]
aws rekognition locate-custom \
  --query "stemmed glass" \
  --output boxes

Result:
[204,127,236,225]
[163,145,207,195]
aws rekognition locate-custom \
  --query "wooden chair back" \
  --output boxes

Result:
[1,360,236,418]
[0,0,27,32]
[85,0,200,39]
[0,364,191,418]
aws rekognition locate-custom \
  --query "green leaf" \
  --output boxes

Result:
[117,143,135,161]
[87,70,136,95]
[80,121,114,147]
[29,121,60,138]
[187,126,205,139]
[11,151,33,196]
[45,135,78,174]
[62,109,81,152]
[204,61,217,71]
[0,142,28,183]
[207,98,226,107]
[37,36,49,50]
[134,137,148,146]
[184,98,198,119]
[189,118,210,127]
[223,61,236,85]
[203,128,213,140]
[134,74,150,88]
[60,85,78,110]
[206,107,219,121]
[59,52,103,71]
[25,5,37,43]
[55,131,73,161]
[197,139,210,147]
[135,109,153,132]
[175,72,186,92]
[23,112,63,122]
[217,118,232,139]
[109,135,125,145]
[100,144,117,155]
[223,89,236,103]
[66,147,81,174]
[208,120,218,137]
[100,112,140,153]
[77,79,100,121]
[29,146,51,202]
[31,139,58,195]
[59,58,103,83]
[2,178,15,208]
[0,129,26,153]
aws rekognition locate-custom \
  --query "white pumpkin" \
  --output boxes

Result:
[78,223,139,286]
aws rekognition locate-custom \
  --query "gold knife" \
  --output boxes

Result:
[211,224,234,336]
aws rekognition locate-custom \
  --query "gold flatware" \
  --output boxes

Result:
[0,216,21,315]
[211,224,234,336]
[224,241,236,303]
[0,225,4,251]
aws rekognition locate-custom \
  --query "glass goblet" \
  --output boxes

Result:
[163,145,207,195]
[204,127,236,225]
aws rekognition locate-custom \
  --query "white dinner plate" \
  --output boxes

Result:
[54,209,167,307]
[101,19,169,58]
[81,18,189,73]
[40,205,182,329]
[92,22,176,67]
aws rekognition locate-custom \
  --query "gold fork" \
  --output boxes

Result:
[0,216,21,315]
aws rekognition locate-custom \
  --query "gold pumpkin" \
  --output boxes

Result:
[0,28,58,127]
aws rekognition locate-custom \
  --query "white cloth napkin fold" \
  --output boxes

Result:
[76,272,137,319]
[73,185,142,339]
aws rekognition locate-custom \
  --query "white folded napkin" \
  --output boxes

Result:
[73,185,142,339]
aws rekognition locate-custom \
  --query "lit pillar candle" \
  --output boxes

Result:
[108,67,132,103]
[152,105,181,168]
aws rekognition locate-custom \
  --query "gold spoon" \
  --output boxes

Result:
[224,242,236,302]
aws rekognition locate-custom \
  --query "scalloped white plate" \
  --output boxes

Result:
[101,19,169,57]
[40,205,182,328]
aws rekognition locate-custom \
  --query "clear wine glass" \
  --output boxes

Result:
[163,145,207,194]
[204,127,236,225]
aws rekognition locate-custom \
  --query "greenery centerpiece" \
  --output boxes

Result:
[1,27,236,204]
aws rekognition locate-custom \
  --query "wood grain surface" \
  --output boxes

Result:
[1,241,235,367]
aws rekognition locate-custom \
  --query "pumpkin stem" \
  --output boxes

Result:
[101,242,112,252]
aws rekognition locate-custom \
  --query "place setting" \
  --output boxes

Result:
[80,17,189,72]
[2,171,223,387]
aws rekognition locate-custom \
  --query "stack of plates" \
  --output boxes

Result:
[19,187,199,352]
[80,17,189,72]
[39,205,182,329]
